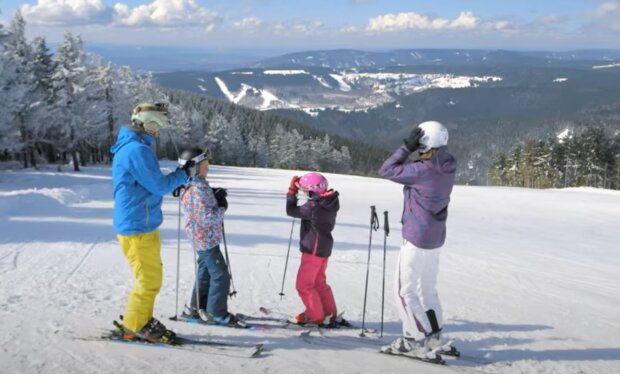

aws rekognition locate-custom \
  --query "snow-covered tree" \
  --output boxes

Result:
[247,131,268,167]
[50,33,107,170]
[268,125,305,169]
[2,10,36,166]
[87,59,131,162]
[331,145,352,173]
[0,21,18,148]
[489,127,619,190]
[23,36,56,163]
[305,134,330,171]
[205,114,246,165]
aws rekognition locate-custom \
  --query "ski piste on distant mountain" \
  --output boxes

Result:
[160,66,502,115]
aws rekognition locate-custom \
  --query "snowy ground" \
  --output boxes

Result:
[1,163,619,374]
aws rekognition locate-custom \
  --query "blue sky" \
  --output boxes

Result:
[1,0,619,50]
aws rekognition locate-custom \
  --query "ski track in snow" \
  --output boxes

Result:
[0,164,619,374]
[66,238,100,282]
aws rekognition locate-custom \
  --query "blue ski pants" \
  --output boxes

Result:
[188,246,230,318]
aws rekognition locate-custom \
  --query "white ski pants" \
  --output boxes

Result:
[394,239,443,340]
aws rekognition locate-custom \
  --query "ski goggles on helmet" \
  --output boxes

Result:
[192,147,211,164]
[178,147,211,168]
[133,102,169,115]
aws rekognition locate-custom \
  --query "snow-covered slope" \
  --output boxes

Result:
[1,164,619,374]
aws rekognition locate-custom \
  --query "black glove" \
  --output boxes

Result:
[181,160,196,178]
[172,185,186,198]
[212,187,228,210]
[404,127,425,152]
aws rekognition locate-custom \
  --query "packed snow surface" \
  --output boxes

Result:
[1,164,619,374]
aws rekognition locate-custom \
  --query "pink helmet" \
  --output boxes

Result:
[298,172,328,194]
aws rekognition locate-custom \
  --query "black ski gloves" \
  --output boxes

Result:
[212,187,228,210]
[181,160,196,178]
[404,127,425,152]
[172,185,185,198]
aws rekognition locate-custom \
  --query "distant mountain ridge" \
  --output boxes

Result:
[251,48,620,70]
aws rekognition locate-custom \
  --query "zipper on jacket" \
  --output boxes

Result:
[145,201,149,228]
[312,235,319,256]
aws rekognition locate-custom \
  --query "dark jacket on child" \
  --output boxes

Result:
[286,190,339,258]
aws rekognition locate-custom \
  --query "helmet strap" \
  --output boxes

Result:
[143,121,160,137]
[419,149,435,160]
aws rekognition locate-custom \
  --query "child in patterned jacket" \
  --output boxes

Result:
[179,148,245,328]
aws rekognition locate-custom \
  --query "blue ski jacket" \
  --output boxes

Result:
[110,126,187,235]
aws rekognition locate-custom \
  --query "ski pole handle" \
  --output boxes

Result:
[370,205,379,231]
[383,211,389,236]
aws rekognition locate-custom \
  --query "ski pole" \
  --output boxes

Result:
[170,193,183,321]
[192,246,201,313]
[360,205,380,337]
[221,221,237,298]
[278,218,296,300]
[380,210,390,338]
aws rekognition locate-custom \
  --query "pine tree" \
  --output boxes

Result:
[50,33,106,170]
[0,19,19,148]
[4,10,36,167]
[488,153,508,186]
[27,36,56,163]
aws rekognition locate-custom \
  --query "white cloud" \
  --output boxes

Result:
[364,11,517,35]
[272,20,324,36]
[19,0,219,30]
[113,0,219,31]
[534,14,567,27]
[449,11,478,29]
[339,26,360,33]
[20,0,113,26]
[366,11,481,32]
[590,1,620,31]
[233,17,262,32]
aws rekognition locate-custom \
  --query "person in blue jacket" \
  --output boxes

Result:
[110,102,190,343]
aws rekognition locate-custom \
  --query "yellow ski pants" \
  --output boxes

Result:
[117,230,162,331]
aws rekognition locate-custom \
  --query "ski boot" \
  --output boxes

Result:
[424,330,460,357]
[120,317,177,344]
[381,337,441,360]
[323,312,353,329]
[181,305,200,319]
[292,312,323,326]
[199,310,249,328]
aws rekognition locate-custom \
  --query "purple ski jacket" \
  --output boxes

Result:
[286,190,340,258]
[378,145,456,249]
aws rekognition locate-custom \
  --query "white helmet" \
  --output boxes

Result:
[418,121,449,152]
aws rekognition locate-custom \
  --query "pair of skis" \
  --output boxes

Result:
[256,307,460,366]
[83,319,263,358]
[87,310,464,365]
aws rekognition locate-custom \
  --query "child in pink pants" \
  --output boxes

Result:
[286,172,340,325]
